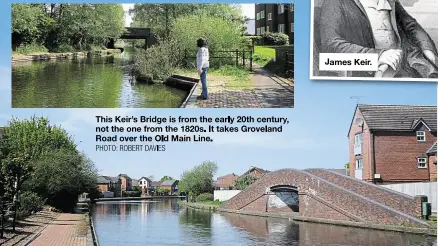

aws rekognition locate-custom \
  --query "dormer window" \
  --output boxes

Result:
[416,131,426,142]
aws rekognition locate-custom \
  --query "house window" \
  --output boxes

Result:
[278,24,285,33]
[256,27,261,35]
[356,159,363,170]
[291,23,294,32]
[261,27,265,35]
[268,13,272,20]
[261,10,265,19]
[266,26,269,32]
[417,158,427,168]
[278,4,285,14]
[416,131,426,142]
[256,12,260,20]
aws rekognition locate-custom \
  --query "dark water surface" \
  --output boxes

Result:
[12,49,187,108]
[92,199,437,246]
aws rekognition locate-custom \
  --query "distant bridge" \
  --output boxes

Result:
[108,27,155,50]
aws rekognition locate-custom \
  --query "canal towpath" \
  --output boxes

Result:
[185,65,294,108]
[0,211,93,246]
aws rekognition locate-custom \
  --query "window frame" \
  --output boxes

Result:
[417,157,427,169]
[416,131,426,142]
[268,13,272,20]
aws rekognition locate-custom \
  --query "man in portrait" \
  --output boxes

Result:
[319,0,438,78]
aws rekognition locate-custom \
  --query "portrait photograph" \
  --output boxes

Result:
[310,0,438,81]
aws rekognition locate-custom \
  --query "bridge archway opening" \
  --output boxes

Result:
[268,185,299,212]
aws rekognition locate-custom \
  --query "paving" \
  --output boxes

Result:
[185,65,294,108]
[28,213,91,246]
[0,210,58,246]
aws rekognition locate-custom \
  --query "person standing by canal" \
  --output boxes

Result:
[196,38,210,100]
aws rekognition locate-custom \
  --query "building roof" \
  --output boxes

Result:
[151,181,161,187]
[353,104,437,133]
[217,173,239,180]
[161,180,178,186]
[427,141,437,155]
[139,176,152,182]
[118,174,131,180]
[98,176,119,184]
[243,167,269,175]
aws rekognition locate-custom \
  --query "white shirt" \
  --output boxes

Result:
[196,47,209,71]
[359,0,398,49]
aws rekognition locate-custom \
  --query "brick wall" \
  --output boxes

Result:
[221,169,428,227]
[305,169,418,217]
[374,130,436,182]
[348,108,372,181]
[299,193,354,221]
[429,156,437,181]
[98,184,109,192]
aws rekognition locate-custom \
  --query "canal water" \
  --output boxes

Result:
[12,48,187,108]
[92,199,437,246]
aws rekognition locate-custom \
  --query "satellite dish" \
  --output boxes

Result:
[355,117,363,126]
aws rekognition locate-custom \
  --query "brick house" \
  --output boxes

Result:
[255,4,294,43]
[160,180,179,194]
[97,176,121,196]
[348,104,437,184]
[118,174,132,191]
[243,167,269,179]
[215,173,239,190]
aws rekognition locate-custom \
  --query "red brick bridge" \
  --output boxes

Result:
[220,169,430,227]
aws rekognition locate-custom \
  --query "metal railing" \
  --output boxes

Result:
[184,49,254,71]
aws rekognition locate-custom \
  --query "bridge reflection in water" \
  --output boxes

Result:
[92,199,436,246]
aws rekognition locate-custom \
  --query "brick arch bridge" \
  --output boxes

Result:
[221,169,429,227]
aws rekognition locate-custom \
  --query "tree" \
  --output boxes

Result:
[131,4,243,39]
[234,174,258,190]
[160,176,173,181]
[178,161,217,197]
[345,163,350,169]
[26,149,98,212]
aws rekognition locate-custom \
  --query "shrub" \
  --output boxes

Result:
[134,38,183,82]
[18,191,45,218]
[123,190,142,197]
[52,43,75,53]
[196,193,213,202]
[13,43,48,54]
[262,32,289,45]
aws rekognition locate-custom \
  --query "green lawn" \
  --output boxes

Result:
[253,46,276,67]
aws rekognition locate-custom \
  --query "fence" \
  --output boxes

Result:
[214,190,241,202]
[382,182,437,213]
[184,49,253,71]
[285,51,294,78]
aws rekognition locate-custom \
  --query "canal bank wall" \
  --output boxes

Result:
[180,201,437,236]
[11,49,121,63]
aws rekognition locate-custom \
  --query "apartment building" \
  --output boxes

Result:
[255,4,294,43]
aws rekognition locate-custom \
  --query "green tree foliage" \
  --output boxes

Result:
[196,193,213,202]
[262,32,289,45]
[234,174,258,190]
[131,4,243,39]
[12,4,125,51]
[160,176,174,181]
[0,117,98,214]
[179,161,217,197]
[171,14,243,54]
[26,149,98,212]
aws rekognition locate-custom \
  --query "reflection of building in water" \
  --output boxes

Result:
[403,0,438,48]
[140,201,150,219]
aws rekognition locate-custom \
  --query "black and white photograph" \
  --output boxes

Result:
[311,0,438,81]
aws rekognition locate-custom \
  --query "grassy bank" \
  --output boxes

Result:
[178,200,224,211]
[253,46,276,67]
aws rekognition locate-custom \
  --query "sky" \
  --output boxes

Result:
[4,1,437,181]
